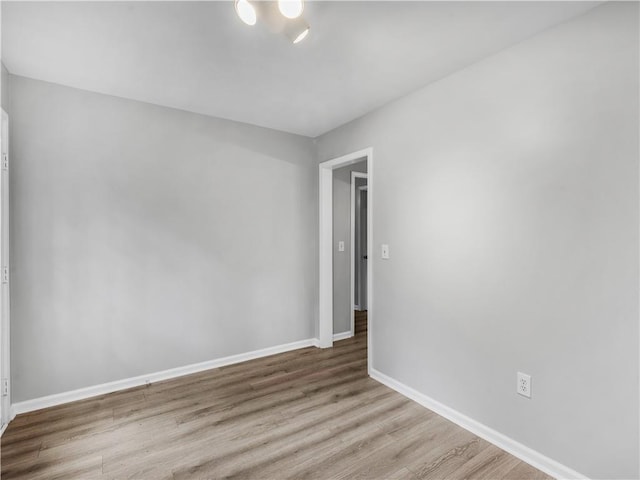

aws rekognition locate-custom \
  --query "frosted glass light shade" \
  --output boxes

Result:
[278,0,304,19]
[235,0,257,26]
[283,17,310,44]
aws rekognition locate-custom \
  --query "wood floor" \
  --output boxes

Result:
[1,311,551,479]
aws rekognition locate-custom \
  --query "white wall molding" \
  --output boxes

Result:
[369,368,589,480]
[11,338,319,416]
[333,331,353,341]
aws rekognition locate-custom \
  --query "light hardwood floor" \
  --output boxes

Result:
[1,312,551,479]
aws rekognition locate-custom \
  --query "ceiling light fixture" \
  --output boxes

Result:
[283,17,310,44]
[234,0,310,44]
[278,0,304,20]
[235,0,257,26]
[293,26,309,44]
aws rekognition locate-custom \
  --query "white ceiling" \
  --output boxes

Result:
[2,1,600,137]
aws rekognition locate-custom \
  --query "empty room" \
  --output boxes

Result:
[0,1,638,479]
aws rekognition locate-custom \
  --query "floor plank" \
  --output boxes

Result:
[1,311,552,479]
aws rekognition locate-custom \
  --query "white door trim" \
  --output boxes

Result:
[319,147,373,377]
[0,109,10,430]
[350,171,368,337]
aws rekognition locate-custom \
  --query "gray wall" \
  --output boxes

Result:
[1,63,9,111]
[332,160,366,335]
[317,3,639,479]
[9,75,318,402]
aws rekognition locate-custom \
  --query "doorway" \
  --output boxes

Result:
[350,172,367,337]
[318,147,372,375]
[0,109,9,432]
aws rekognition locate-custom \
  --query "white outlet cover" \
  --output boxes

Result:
[517,372,531,398]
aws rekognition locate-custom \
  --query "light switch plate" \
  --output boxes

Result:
[381,244,389,259]
[338,241,345,252]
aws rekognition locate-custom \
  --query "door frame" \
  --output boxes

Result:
[0,109,10,432]
[350,172,368,337]
[318,147,373,374]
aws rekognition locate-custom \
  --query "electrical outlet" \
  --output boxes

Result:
[517,372,531,398]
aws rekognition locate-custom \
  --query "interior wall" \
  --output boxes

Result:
[332,160,366,335]
[1,63,9,111]
[316,3,639,478]
[8,74,318,402]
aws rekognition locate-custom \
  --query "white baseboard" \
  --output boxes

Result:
[369,368,588,480]
[333,331,353,341]
[11,338,320,416]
